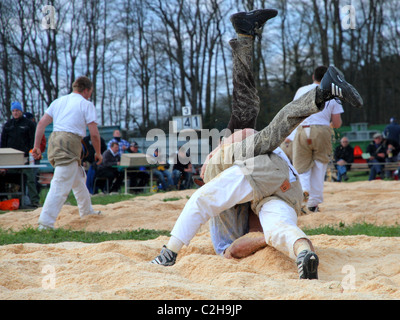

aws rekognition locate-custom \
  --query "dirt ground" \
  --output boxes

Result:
[1,180,400,300]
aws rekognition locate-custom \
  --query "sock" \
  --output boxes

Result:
[167,236,184,253]
[294,238,312,257]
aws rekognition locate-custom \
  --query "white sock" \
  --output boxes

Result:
[294,239,312,257]
[167,236,184,253]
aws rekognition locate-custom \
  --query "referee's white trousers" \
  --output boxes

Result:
[298,160,327,208]
[38,161,96,228]
[171,165,308,259]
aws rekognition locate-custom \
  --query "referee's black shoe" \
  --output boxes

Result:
[230,9,278,40]
[318,65,363,108]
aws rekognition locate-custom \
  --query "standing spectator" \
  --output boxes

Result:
[32,76,103,230]
[1,101,39,207]
[153,149,175,191]
[107,129,130,156]
[384,117,400,144]
[24,112,47,199]
[126,141,149,193]
[291,66,344,213]
[172,149,193,190]
[367,133,387,181]
[96,142,124,193]
[82,134,107,194]
[333,136,354,182]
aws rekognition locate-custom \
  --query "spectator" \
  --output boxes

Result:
[24,112,47,197]
[367,133,387,181]
[82,134,107,194]
[333,136,354,182]
[383,137,400,179]
[107,129,130,156]
[153,149,175,191]
[96,142,124,193]
[172,149,193,190]
[384,117,400,144]
[1,102,39,207]
[126,141,149,193]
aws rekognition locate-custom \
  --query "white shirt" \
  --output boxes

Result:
[46,93,98,137]
[273,147,298,182]
[294,83,344,127]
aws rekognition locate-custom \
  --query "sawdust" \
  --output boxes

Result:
[1,181,400,300]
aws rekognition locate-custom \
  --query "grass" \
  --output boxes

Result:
[0,227,170,245]
[303,222,400,237]
[1,180,400,246]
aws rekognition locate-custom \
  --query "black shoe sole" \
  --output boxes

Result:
[230,9,278,37]
[297,251,319,280]
[323,66,363,108]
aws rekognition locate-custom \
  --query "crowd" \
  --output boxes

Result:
[0,107,196,209]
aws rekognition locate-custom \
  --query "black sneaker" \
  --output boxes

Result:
[308,206,319,213]
[296,250,319,280]
[230,9,278,40]
[151,245,177,266]
[319,65,363,108]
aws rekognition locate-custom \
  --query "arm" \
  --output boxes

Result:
[32,114,53,160]
[88,122,103,165]
[331,113,342,129]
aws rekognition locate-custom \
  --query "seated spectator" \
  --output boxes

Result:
[126,141,149,193]
[333,136,354,182]
[172,149,193,190]
[367,133,387,181]
[153,149,175,191]
[383,138,400,179]
[96,142,124,193]
[107,129,130,156]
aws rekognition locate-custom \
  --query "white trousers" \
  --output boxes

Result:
[298,160,327,207]
[171,165,307,259]
[38,161,95,228]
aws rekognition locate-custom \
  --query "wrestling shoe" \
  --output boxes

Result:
[307,206,319,213]
[296,250,319,280]
[151,245,177,266]
[318,65,363,108]
[230,9,278,40]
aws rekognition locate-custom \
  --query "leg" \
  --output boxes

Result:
[151,165,253,265]
[38,162,78,229]
[258,199,318,279]
[71,165,99,217]
[307,160,327,209]
[227,37,259,132]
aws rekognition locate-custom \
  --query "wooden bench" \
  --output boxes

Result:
[328,161,400,181]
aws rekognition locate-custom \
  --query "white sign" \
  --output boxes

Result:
[182,106,192,116]
[172,115,202,132]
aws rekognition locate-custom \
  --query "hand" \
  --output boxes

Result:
[95,153,103,165]
[337,160,346,166]
[32,147,42,160]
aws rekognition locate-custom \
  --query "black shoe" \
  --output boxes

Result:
[308,206,319,213]
[319,65,363,108]
[230,9,278,40]
[296,250,319,280]
[151,245,177,266]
